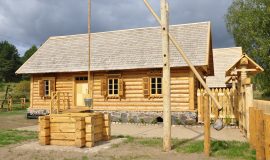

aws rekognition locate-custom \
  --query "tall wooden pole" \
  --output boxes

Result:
[87,0,91,95]
[161,0,171,152]
[204,93,210,156]
[143,0,222,111]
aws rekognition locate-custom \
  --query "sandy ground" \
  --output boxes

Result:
[0,114,37,130]
[0,112,244,159]
[17,123,246,142]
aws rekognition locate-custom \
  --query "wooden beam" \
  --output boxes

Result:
[143,0,222,110]
[88,0,92,96]
[161,0,171,152]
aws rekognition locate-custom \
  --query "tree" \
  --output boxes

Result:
[21,45,37,63]
[226,0,270,96]
[0,41,22,82]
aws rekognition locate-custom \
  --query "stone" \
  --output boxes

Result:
[120,113,128,123]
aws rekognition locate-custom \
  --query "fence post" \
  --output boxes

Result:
[75,117,86,147]
[245,82,253,139]
[255,109,265,160]
[264,113,270,159]
[204,93,210,157]
[39,116,50,145]
[249,107,256,149]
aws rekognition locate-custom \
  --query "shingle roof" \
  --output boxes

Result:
[16,22,211,74]
[206,47,243,88]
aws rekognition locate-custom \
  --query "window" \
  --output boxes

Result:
[75,77,88,81]
[151,77,162,95]
[108,78,119,95]
[44,80,50,96]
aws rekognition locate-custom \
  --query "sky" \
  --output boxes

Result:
[0,0,235,56]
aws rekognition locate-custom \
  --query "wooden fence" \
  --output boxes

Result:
[249,100,270,160]
[197,88,238,124]
[39,112,111,148]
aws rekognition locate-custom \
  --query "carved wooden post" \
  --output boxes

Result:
[240,57,248,133]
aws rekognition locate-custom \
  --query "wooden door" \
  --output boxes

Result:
[76,83,88,107]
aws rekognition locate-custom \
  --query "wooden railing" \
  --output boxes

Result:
[249,100,270,160]
[197,88,238,125]
[50,92,70,114]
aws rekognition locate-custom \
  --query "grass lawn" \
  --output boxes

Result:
[0,130,37,147]
[0,109,27,116]
[118,136,256,160]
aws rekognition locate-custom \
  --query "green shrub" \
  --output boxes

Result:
[10,81,30,101]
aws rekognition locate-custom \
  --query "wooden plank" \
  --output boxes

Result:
[50,117,76,123]
[256,109,265,160]
[249,107,256,149]
[50,140,75,146]
[75,138,86,148]
[50,123,75,133]
[264,113,270,159]
[51,133,74,140]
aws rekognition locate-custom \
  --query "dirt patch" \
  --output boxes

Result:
[0,111,37,129]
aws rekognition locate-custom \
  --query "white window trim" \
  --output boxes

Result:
[108,78,119,96]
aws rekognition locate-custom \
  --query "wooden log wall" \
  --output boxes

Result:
[249,100,270,160]
[92,68,195,112]
[197,88,238,124]
[32,73,74,110]
[38,113,111,148]
[31,68,197,112]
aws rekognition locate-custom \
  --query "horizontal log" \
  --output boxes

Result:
[50,117,76,123]
[75,138,86,147]
[51,132,75,140]
[50,123,75,133]
[50,140,75,146]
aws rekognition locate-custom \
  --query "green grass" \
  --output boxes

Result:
[121,136,255,160]
[0,130,38,147]
[0,109,27,116]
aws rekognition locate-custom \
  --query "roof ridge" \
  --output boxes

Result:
[213,47,242,50]
[49,21,210,40]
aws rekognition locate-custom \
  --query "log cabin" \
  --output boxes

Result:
[16,21,215,124]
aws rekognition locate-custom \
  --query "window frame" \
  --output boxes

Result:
[43,80,50,97]
[150,77,162,96]
[108,78,119,96]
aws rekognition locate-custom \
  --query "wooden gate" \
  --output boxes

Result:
[197,88,238,125]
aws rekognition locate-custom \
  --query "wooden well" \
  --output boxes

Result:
[39,112,111,148]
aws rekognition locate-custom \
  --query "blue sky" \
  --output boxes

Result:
[0,0,235,56]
